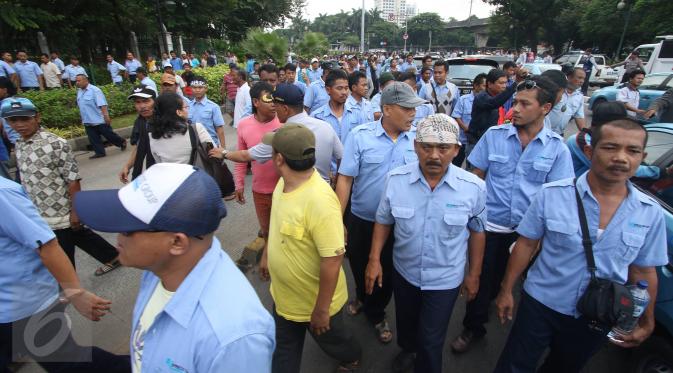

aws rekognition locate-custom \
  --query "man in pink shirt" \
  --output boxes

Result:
[233,81,281,243]
[221,64,240,119]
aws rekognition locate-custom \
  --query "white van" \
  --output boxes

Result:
[631,36,673,75]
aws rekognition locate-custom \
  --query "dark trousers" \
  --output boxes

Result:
[494,291,608,373]
[20,87,39,92]
[393,268,460,373]
[463,231,518,337]
[54,227,118,268]
[84,124,124,156]
[271,307,361,373]
[346,213,394,324]
[0,302,130,373]
[452,144,466,168]
[581,72,591,95]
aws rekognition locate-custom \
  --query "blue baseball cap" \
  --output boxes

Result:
[75,163,226,236]
[1,98,37,118]
[272,83,304,106]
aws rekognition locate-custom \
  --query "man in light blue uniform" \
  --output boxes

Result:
[62,56,87,88]
[494,118,668,372]
[75,74,126,158]
[450,76,575,353]
[0,176,128,371]
[451,73,487,168]
[136,67,157,93]
[545,67,587,136]
[399,53,415,72]
[106,54,126,85]
[0,58,16,81]
[347,70,374,122]
[306,58,323,83]
[335,82,425,344]
[169,50,183,71]
[14,51,44,91]
[75,163,275,373]
[0,77,19,149]
[124,52,142,83]
[189,76,226,146]
[303,62,332,114]
[370,72,396,121]
[50,51,65,72]
[367,114,486,373]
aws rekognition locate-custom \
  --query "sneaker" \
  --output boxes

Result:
[450,329,481,353]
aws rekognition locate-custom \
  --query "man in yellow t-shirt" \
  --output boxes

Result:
[260,124,361,373]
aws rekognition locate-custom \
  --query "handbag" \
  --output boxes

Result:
[187,125,235,198]
[574,179,635,329]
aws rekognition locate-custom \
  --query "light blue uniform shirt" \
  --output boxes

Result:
[467,124,574,228]
[14,61,42,87]
[303,79,329,114]
[52,57,65,73]
[189,96,225,146]
[339,120,418,221]
[125,59,142,75]
[346,95,374,123]
[312,102,367,145]
[170,57,183,71]
[544,89,585,135]
[307,67,322,83]
[62,64,87,82]
[399,61,415,72]
[76,84,108,125]
[0,178,59,323]
[1,98,19,144]
[107,60,126,83]
[451,93,475,144]
[293,80,307,94]
[519,174,668,317]
[131,239,275,372]
[0,60,15,77]
[370,92,382,115]
[412,103,435,127]
[376,163,487,290]
[566,132,661,179]
[140,76,158,93]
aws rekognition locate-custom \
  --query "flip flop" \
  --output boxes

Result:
[336,360,360,372]
[94,259,122,276]
[346,299,363,316]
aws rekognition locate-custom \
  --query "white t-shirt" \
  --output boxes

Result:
[616,86,640,118]
[234,82,252,128]
[149,122,213,164]
[132,281,174,373]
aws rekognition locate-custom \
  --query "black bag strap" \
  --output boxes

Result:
[574,178,597,280]
[187,124,197,166]
[430,83,440,112]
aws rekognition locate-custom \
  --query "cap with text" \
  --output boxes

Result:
[128,85,157,100]
[416,114,461,146]
[262,123,315,161]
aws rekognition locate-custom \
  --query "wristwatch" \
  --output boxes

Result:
[221,149,229,160]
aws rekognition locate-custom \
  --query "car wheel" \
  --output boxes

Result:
[592,98,607,111]
[631,335,673,373]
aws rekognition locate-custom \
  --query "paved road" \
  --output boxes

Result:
[18,104,638,373]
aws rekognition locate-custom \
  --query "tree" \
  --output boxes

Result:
[406,13,446,48]
[242,29,288,63]
[295,32,329,59]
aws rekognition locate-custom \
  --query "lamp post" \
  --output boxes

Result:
[360,0,366,53]
[616,0,632,60]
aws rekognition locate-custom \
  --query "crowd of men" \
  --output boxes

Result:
[0,47,672,373]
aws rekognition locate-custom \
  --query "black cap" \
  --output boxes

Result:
[136,66,147,75]
[127,85,157,100]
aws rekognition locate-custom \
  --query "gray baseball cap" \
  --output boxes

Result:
[381,81,427,108]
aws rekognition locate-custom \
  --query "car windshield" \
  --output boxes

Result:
[636,46,655,62]
[644,130,673,165]
[449,64,495,80]
[641,75,669,90]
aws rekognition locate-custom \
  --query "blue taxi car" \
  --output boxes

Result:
[588,72,673,111]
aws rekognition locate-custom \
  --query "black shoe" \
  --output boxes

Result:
[120,140,127,151]
[392,351,415,373]
[89,154,106,159]
[450,329,482,353]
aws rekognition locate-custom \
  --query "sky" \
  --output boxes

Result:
[303,0,496,22]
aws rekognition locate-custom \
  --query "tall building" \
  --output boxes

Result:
[375,0,415,27]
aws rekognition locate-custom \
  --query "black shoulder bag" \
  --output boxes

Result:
[574,180,635,329]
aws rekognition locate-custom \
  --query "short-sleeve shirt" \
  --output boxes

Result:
[40,62,61,88]
[140,76,158,93]
[307,68,323,83]
[338,120,418,222]
[312,102,367,144]
[267,170,348,322]
[452,93,475,143]
[62,64,87,82]
[467,124,574,229]
[14,60,43,87]
[15,130,81,229]
[188,96,225,146]
[125,59,142,75]
[376,163,487,290]
[77,84,108,125]
[107,61,126,83]
[52,57,65,72]
[519,174,669,317]
[0,177,59,323]
[0,60,15,77]
[545,89,585,135]
[304,79,329,114]
[617,86,641,118]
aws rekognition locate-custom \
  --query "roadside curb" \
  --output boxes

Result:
[66,125,133,151]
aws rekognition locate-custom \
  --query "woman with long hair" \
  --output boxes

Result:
[148,92,213,164]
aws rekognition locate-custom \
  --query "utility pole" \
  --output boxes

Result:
[429,30,432,52]
[360,0,366,53]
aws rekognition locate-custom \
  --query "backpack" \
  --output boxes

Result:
[187,125,235,198]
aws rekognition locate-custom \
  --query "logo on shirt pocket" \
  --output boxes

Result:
[165,358,189,373]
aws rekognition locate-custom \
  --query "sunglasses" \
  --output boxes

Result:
[516,79,539,92]
[260,94,274,103]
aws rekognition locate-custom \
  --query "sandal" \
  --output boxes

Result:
[94,259,122,276]
[346,299,363,316]
[336,360,360,372]
[374,320,393,344]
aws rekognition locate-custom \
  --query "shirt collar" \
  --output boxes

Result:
[505,123,552,146]
[194,95,208,104]
[18,129,43,144]
[161,239,223,328]
[375,118,414,140]
[576,171,638,207]
[408,163,457,189]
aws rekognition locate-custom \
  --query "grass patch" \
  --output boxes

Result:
[111,113,137,129]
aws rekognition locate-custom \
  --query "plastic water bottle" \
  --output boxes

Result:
[607,280,650,341]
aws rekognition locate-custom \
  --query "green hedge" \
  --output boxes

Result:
[18,64,230,138]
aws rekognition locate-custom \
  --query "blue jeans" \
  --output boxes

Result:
[84,124,124,156]
[493,291,609,373]
[393,268,460,373]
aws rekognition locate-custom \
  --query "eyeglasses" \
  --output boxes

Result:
[516,80,539,92]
